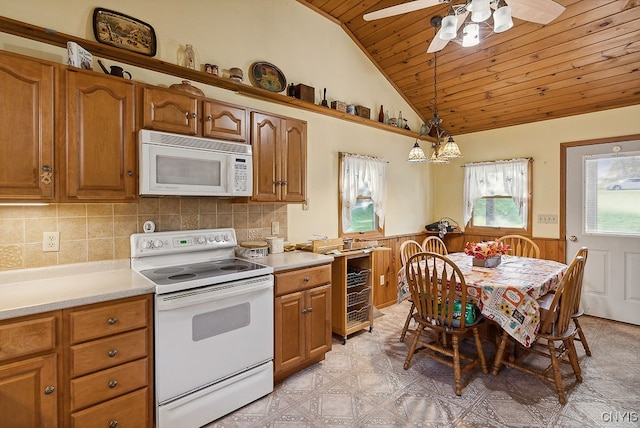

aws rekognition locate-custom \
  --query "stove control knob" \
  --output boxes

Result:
[153,239,164,248]
[208,235,215,243]
[223,234,230,242]
[141,240,152,249]
[214,235,222,242]
[196,236,206,245]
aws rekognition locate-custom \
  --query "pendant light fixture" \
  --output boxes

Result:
[423,49,462,163]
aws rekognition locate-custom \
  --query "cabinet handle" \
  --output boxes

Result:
[40,166,53,184]
[307,307,313,313]
[108,421,118,428]
[107,317,118,325]
[190,112,198,119]
[303,276,310,282]
[274,180,282,185]
[281,181,288,185]
[206,115,212,121]
[126,170,134,177]
[108,380,118,389]
[44,385,55,395]
[107,349,118,358]
[301,308,307,314]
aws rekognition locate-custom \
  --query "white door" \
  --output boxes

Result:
[565,138,640,325]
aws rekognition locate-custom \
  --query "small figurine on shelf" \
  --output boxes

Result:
[287,83,296,97]
[403,119,410,130]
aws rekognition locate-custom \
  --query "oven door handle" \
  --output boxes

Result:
[156,277,273,311]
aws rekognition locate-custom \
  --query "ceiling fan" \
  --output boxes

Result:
[363,0,565,52]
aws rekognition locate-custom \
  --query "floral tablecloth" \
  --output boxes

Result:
[397,253,567,347]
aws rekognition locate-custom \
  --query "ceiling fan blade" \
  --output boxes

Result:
[508,0,565,25]
[363,0,443,21]
[427,12,467,53]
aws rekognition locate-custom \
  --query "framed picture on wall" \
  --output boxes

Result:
[92,8,157,56]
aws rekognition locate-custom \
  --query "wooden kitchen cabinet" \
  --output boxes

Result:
[140,85,247,142]
[274,263,332,382]
[63,294,153,428]
[251,111,307,203]
[331,251,373,344]
[371,247,395,309]
[0,50,56,202]
[60,68,137,202]
[0,312,61,427]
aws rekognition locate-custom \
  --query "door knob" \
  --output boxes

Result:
[569,235,578,242]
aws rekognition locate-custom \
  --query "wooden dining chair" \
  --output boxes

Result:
[403,252,488,396]
[491,254,586,404]
[421,236,448,255]
[570,247,591,356]
[399,240,425,341]
[496,234,540,258]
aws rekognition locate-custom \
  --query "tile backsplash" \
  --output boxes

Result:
[0,198,287,271]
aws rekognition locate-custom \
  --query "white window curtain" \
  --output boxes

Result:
[341,153,388,231]
[463,158,530,228]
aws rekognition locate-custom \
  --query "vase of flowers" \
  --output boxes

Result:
[464,241,510,268]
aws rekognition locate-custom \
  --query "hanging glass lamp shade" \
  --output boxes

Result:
[462,22,480,47]
[429,148,450,164]
[440,137,463,158]
[494,4,514,33]
[439,15,458,40]
[407,141,428,162]
[471,0,491,23]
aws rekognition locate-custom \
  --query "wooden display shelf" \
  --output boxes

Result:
[0,15,421,139]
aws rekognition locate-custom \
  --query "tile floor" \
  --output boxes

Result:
[209,300,640,427]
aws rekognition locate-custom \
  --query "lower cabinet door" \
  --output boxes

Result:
[70,388,149,428]
[274,291,306,374]
[307,284,332,360]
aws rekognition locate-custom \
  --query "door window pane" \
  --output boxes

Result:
[584,151,640,235]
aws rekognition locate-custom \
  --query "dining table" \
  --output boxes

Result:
[397,252,568,348]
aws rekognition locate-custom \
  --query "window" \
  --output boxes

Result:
[338,153,387,238]
[585,151,640,235]
[463,158,532,234]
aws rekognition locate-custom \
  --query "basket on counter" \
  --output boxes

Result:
[346,268,370,288]
[235,241,269,259]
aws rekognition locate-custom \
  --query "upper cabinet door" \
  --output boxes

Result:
[0,51,56,201]
[62,70,137,202]
[251,112,280,202]
[281,118,307,203]
[202,100,246,142]
[140,86,199,136]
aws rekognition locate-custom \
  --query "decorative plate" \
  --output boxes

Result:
[250,61,286,93]
[92,8,157,56]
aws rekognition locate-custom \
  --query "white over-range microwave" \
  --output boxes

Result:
[139,129,253,197]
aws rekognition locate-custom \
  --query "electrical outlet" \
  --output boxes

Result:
[271,221,279,235]
[43,231,60,252]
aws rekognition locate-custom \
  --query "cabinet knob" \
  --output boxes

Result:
[307,307,313,313]
[107,317,118,325]
[301,308,308,314]
[303,276,310,282]
[108,380,118,389]
[127,170,134,177]
[189,112,197,119]
[281,181,288,185]
[107,349,118,358]
[108,421,119,428]
[44,385,55,395]
[206,115,212,121]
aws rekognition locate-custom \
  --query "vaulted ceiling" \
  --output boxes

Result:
[298,0,640,135]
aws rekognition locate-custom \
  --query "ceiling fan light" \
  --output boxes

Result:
[471,0,491,23]
[407,141,428,162]
[494,5,514,33]
[439,15,458,40]
[462,23,480,47]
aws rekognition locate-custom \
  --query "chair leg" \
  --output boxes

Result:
[565,337,583,383]
[472,327,489,374]
[547,340,567,405]
[400,301,415,342]
[403,325,421,369]
[491,330,509,376]
[452,335,463,396]
[573,317,592,356]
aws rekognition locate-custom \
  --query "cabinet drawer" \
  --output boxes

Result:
[69,297,149,344]
[0,314,57,362]
[275,264,331,296]
[71,387,149,428]
[70,328,148,377]
[70,358,148,411]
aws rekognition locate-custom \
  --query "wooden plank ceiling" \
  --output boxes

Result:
[297,0,640,135]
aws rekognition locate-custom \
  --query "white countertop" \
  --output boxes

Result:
[251,250,334,272]
[0,251,334,321]
[0,259,155,321]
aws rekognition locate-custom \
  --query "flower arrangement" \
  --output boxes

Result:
[464,241,510,259]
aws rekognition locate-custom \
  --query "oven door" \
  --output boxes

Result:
[155,275,274,404]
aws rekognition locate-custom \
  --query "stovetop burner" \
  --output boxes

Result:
[139,258,268,286]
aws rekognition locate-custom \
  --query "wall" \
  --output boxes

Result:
[431,105,640,238]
